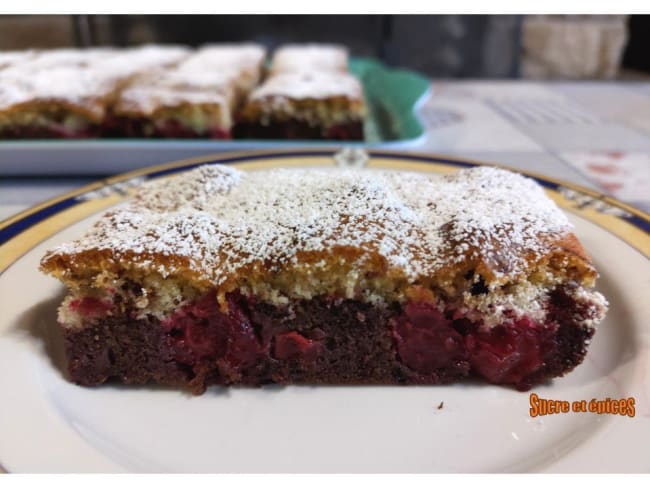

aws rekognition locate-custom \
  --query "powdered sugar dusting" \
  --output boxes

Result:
[92,45,190,82]
[0,46,189,113]
[113,66,239,116]
[0,50,37,70]
[0,66,117,115]
[251,71,363,101]
[49,165,573,287]
[6,48,117,72]
[178,44,266,95]
[271,44,348,74]
[181,44,266,73]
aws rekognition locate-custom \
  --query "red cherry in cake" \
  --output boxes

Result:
[151,288,591,390]
[466,317,556,390]
[69,296,113,318]
[391,302,469,375]
[161,293,262,372]
[274,331,322,362]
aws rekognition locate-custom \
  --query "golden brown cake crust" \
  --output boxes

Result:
[0,99,108,123]
[41,165,599,317]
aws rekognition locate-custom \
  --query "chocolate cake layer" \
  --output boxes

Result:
[103,116,231,139]
[232,120,363,140]
[62,291,594,394]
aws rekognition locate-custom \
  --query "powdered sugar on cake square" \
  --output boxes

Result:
[271,44,348,74]
[0,66,118,119]
[251,71,363,102]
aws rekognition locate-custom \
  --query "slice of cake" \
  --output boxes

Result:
[40,165,607,393]
[107,69,238,138]
[234,71,365,140]
[270,44,349,75]
[0,65,119,138]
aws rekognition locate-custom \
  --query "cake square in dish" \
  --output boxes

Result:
[270,44,349,74]
[0,65,120,139]
[107,69,238,139]
[40,165,608,394]
[234,71,365,140]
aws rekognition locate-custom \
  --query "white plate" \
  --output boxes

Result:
[1,149,649,473]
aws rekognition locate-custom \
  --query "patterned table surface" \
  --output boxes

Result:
[1,80,650,221]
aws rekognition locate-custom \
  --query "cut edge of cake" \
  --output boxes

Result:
[40,164,608,393]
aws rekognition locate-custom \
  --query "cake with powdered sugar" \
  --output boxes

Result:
[0,65,120,138]
[106,69,240,139]
[0,45,191,139]
[235,71,365,139]
[234,43,364,140]
[0,43,368,140]
[40,165,607,393]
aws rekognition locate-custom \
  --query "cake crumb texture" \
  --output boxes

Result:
[41,165,597,310]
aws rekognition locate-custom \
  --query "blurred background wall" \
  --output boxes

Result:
[0,14,647,79]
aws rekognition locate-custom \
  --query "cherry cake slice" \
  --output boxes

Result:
[40,164,607,393]
[234,71,365,140]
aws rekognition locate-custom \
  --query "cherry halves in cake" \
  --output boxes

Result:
[40,165,608,393]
